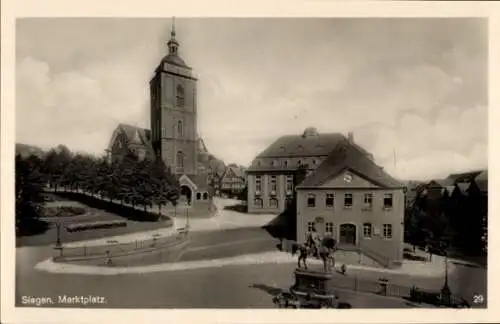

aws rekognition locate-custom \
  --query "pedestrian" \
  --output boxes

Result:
[340,263,347,275]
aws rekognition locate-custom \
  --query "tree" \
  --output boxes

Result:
[42,146,72,191]
[116,152,141,207]
[16,154,46,234]
[146,157,180,218]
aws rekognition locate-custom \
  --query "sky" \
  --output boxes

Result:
[16,18,488,180]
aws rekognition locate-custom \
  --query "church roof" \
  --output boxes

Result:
[297,139,403,189]
[118,123,152,149]
[161,54,190,69]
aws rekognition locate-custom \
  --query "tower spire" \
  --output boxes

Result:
[171,16,176,38]
[168,16,179,55]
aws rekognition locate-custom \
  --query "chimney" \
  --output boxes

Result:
[348,132,354,143]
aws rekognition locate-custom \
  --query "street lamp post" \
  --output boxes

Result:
[186,203,190,233]
[440,243,451,305]
[55,222,61,247]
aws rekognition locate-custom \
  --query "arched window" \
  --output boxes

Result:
[177,120,183,137]
[176,85,185,107]
[203,192,208,200]
[196,193,201,200]
[177,151,184,168]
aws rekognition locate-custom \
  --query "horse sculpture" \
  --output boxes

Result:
[297,236,337,272]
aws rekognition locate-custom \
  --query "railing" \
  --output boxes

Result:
[329,274,411,298]
[53,232,189,262]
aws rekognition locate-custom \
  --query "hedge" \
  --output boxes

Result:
[66,220,127,232]
[44,206,87,218]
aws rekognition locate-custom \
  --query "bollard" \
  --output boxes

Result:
[106,250,113,266]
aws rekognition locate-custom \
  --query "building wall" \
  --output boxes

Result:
[150,67,198,175]
[296,180,404,267]
[247,173,295,214]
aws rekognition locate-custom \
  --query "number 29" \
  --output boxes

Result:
[473,294,484,304]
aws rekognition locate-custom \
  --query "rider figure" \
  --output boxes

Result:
[307,225,321,258]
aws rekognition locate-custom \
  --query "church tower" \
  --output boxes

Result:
[150,18,198,176]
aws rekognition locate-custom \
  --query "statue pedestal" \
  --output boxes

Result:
[290,268,336,298]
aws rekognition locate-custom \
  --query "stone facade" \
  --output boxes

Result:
[247,128,371,214]
[106,23,222,209]
[296,170,405,268]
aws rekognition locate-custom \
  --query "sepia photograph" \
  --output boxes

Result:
[2,4,496,322]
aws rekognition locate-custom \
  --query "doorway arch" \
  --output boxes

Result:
[339,223,357,245]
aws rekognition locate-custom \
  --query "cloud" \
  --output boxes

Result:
[16,18,488,180]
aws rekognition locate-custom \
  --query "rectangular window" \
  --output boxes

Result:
[255,176,262,193]
[383,224,392,239]
[344,193,353,208]
[307,221,315,232]
[254,198,263,208]
[325,222,334,234]
[271,176,277,192]
[325,193,335,207]
[307,194,316,208]
[384,193,393,209]
[364,193,373,208]
[363,223,372,238]
[286,175,293,194]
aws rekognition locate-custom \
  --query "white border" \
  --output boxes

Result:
[2,1,500,323]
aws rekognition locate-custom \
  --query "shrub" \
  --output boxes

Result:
[409,286,441,304]
[403,252,428,261]
[66,220,127,232]
[44,206,86,218]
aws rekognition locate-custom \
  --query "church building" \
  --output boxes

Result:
[106,21,225,208]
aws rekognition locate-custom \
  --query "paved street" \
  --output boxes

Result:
[14,196,487,308]
[16,246,414,308]
[16,231,487,309]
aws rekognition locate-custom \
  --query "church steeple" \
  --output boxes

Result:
[167,17,179,55]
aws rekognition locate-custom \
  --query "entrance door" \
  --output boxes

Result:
[339,224,356,245]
